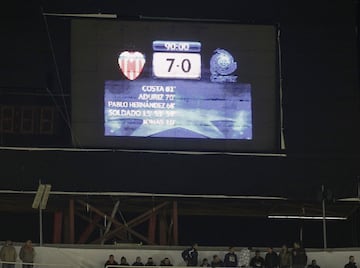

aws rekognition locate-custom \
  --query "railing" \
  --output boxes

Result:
[105,266,180,268]
[0,261,74,268]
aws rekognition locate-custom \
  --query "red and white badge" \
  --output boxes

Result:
[118,51,145,80]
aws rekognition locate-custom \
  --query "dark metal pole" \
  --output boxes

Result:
[322,184,327,249]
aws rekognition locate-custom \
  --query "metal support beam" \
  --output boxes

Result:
[77,214,102,244]
[322,185,327,249]
[89,201,169,244]
[69,199,75,244]
[77,200,158,245]
[159,211,167,245]
[52,211,63,243]
[101,200,120,244]
[75,212,128,242]
[148,214,156,244]
[172,201,178,245]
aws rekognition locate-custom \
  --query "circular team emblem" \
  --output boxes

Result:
[210,48,237,76]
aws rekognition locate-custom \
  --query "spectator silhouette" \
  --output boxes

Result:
[291,242,307,268]
[132,257,144,266]
[105,254,118,268]
[211,255,224,268]
[181,243,198,266]
[160,258,173,266]
[344,256,357,268]
[19,240,35,268]
[145,257,156,266]
[0,240,17,268]
[264,247,279,268]
[250,250,265,268]
[120,256,130,266]
[224,246,238,267]
[200,258,211,267]
[307,260,320,268]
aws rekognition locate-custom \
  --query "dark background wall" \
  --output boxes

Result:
[0,0,359,247]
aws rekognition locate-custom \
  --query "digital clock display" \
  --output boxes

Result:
[152,40,201,52]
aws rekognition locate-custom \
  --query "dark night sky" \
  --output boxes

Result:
[0,0,360,248]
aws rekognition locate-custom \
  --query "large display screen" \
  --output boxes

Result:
[71,18,280,153]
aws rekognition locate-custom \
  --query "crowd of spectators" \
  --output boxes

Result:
[0,240,356,268]
[102,241,356,268]
[0,240,35,268]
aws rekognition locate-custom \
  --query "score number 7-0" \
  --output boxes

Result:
[166,58,191,73]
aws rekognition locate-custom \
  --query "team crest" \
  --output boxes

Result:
[118,51,145,80]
